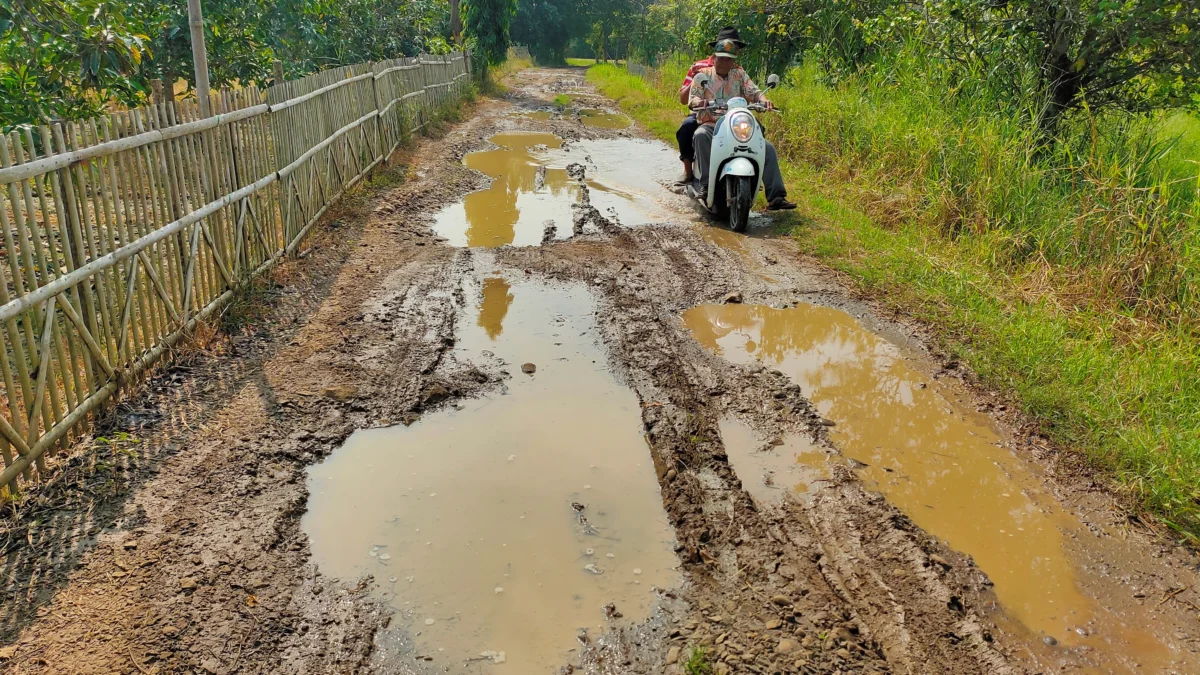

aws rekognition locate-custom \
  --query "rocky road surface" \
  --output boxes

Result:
[2,67,1199,675]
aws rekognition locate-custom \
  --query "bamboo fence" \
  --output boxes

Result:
[0,51,475,493]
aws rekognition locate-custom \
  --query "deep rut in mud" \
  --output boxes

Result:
[3,67,1200,675]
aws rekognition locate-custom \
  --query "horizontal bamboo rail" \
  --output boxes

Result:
[0,51,475,492]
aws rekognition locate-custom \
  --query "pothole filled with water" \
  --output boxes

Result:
[304,277,678,672]
[579,109,630,129]
[432,133,669,247]
[683,302,1176,672]
[718,418,835,503]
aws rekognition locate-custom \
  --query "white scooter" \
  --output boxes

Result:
[686,74,779,233]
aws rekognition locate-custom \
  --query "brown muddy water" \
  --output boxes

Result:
[303,277,678,672]
[718,417,834,503]
[432,133,671,247]
[579,109,630,129]
[683,302,1178,673]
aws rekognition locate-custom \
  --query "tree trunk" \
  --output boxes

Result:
[450,0,462,44]
[1037,5,1083,137]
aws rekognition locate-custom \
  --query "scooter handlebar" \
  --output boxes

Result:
[690,102,781,114]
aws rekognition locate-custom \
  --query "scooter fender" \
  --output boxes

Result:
[720,157,756,177]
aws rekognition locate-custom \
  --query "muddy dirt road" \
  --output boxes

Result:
[4,67,1200,675]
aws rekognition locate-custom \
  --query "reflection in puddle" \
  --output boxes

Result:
[304,280,678,672]
[684,303,1174,672]
[579,109,630,129]
[522,110,554,121]
[432,133,663,248]
[477,277,513,339]
[719,418,833,503]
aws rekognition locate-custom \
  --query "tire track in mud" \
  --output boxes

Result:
[0,109,503,675]
[5,68,1200,675]
[500,224,1020,674]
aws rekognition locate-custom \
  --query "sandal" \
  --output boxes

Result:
[768,197,797,211]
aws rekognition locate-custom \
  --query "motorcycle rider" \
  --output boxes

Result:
[689,30,796,210]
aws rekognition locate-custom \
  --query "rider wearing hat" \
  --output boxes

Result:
[688,28,795,210]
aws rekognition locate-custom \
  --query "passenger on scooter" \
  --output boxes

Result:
[688,32,796,210]
[673,51,716,185]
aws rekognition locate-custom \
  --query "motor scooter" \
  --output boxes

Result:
[685,74,779,232]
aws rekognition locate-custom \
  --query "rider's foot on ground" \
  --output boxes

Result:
[674,173,691,186]
[768,197,797,210]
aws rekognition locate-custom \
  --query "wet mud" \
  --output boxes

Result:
[305,277,678,672]
[685,302,1185,673]
[431,133,670,247]
[579,109,631,129]
[4,66,1200,675]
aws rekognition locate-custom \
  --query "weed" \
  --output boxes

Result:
[218,278,281,336]
[683,647,713,675]
[552,94,572,110]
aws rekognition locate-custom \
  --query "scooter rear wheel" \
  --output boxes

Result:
[729,175,754,233]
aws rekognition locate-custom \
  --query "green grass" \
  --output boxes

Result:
[566,57,597,67]
[552,93,572,109]
[683,647,714,675]
[486,56,533,95]
[588,61,1200,542]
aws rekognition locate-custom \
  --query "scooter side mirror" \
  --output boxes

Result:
[766,74,780,90]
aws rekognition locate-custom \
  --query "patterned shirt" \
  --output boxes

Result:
[688,66,765,124]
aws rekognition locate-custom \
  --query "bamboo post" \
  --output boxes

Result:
[188,0,212,118]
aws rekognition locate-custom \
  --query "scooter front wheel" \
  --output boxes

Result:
[728,175,755,233]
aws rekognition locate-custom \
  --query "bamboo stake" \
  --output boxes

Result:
[105,115,153,358]
[3,136,66,454]
[86,119,126,360]
[42,124,98,397]
[65,122,119,365]
[131,109,184,326]
[15,130,79,446]
[177,100,219,304]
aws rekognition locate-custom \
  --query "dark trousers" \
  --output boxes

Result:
[676,114,700,162]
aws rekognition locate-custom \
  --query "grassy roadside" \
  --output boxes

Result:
[587,63,1200,543]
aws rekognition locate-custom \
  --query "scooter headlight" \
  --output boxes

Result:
[729,111,755,142]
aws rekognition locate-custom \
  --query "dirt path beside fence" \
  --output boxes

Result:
[3,67,1199,675]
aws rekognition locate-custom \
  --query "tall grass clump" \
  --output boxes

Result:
[768,46,1200,330]
[589,52,1200,541]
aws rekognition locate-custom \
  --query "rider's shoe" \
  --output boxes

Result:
[674,172,691,186]
[768,197,797,210]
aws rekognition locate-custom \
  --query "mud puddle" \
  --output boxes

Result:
[432,133,665,247]
[684,302,1180,673]
[718,418,834,504]
[304,276,679,672]
[579,109,630,129]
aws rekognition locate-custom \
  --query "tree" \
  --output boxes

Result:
[910,0,1200,133]
[1,0,149,126]
[510,0,580,64]
[463,0,517,65]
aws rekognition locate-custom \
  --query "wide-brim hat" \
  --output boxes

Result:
[707,26,747,56]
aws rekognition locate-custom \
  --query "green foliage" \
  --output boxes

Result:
[0,0,453,128]
[876,0,1200,131]
[510,0,577,64]
[463,0,516,66]
[0,0,149,125]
